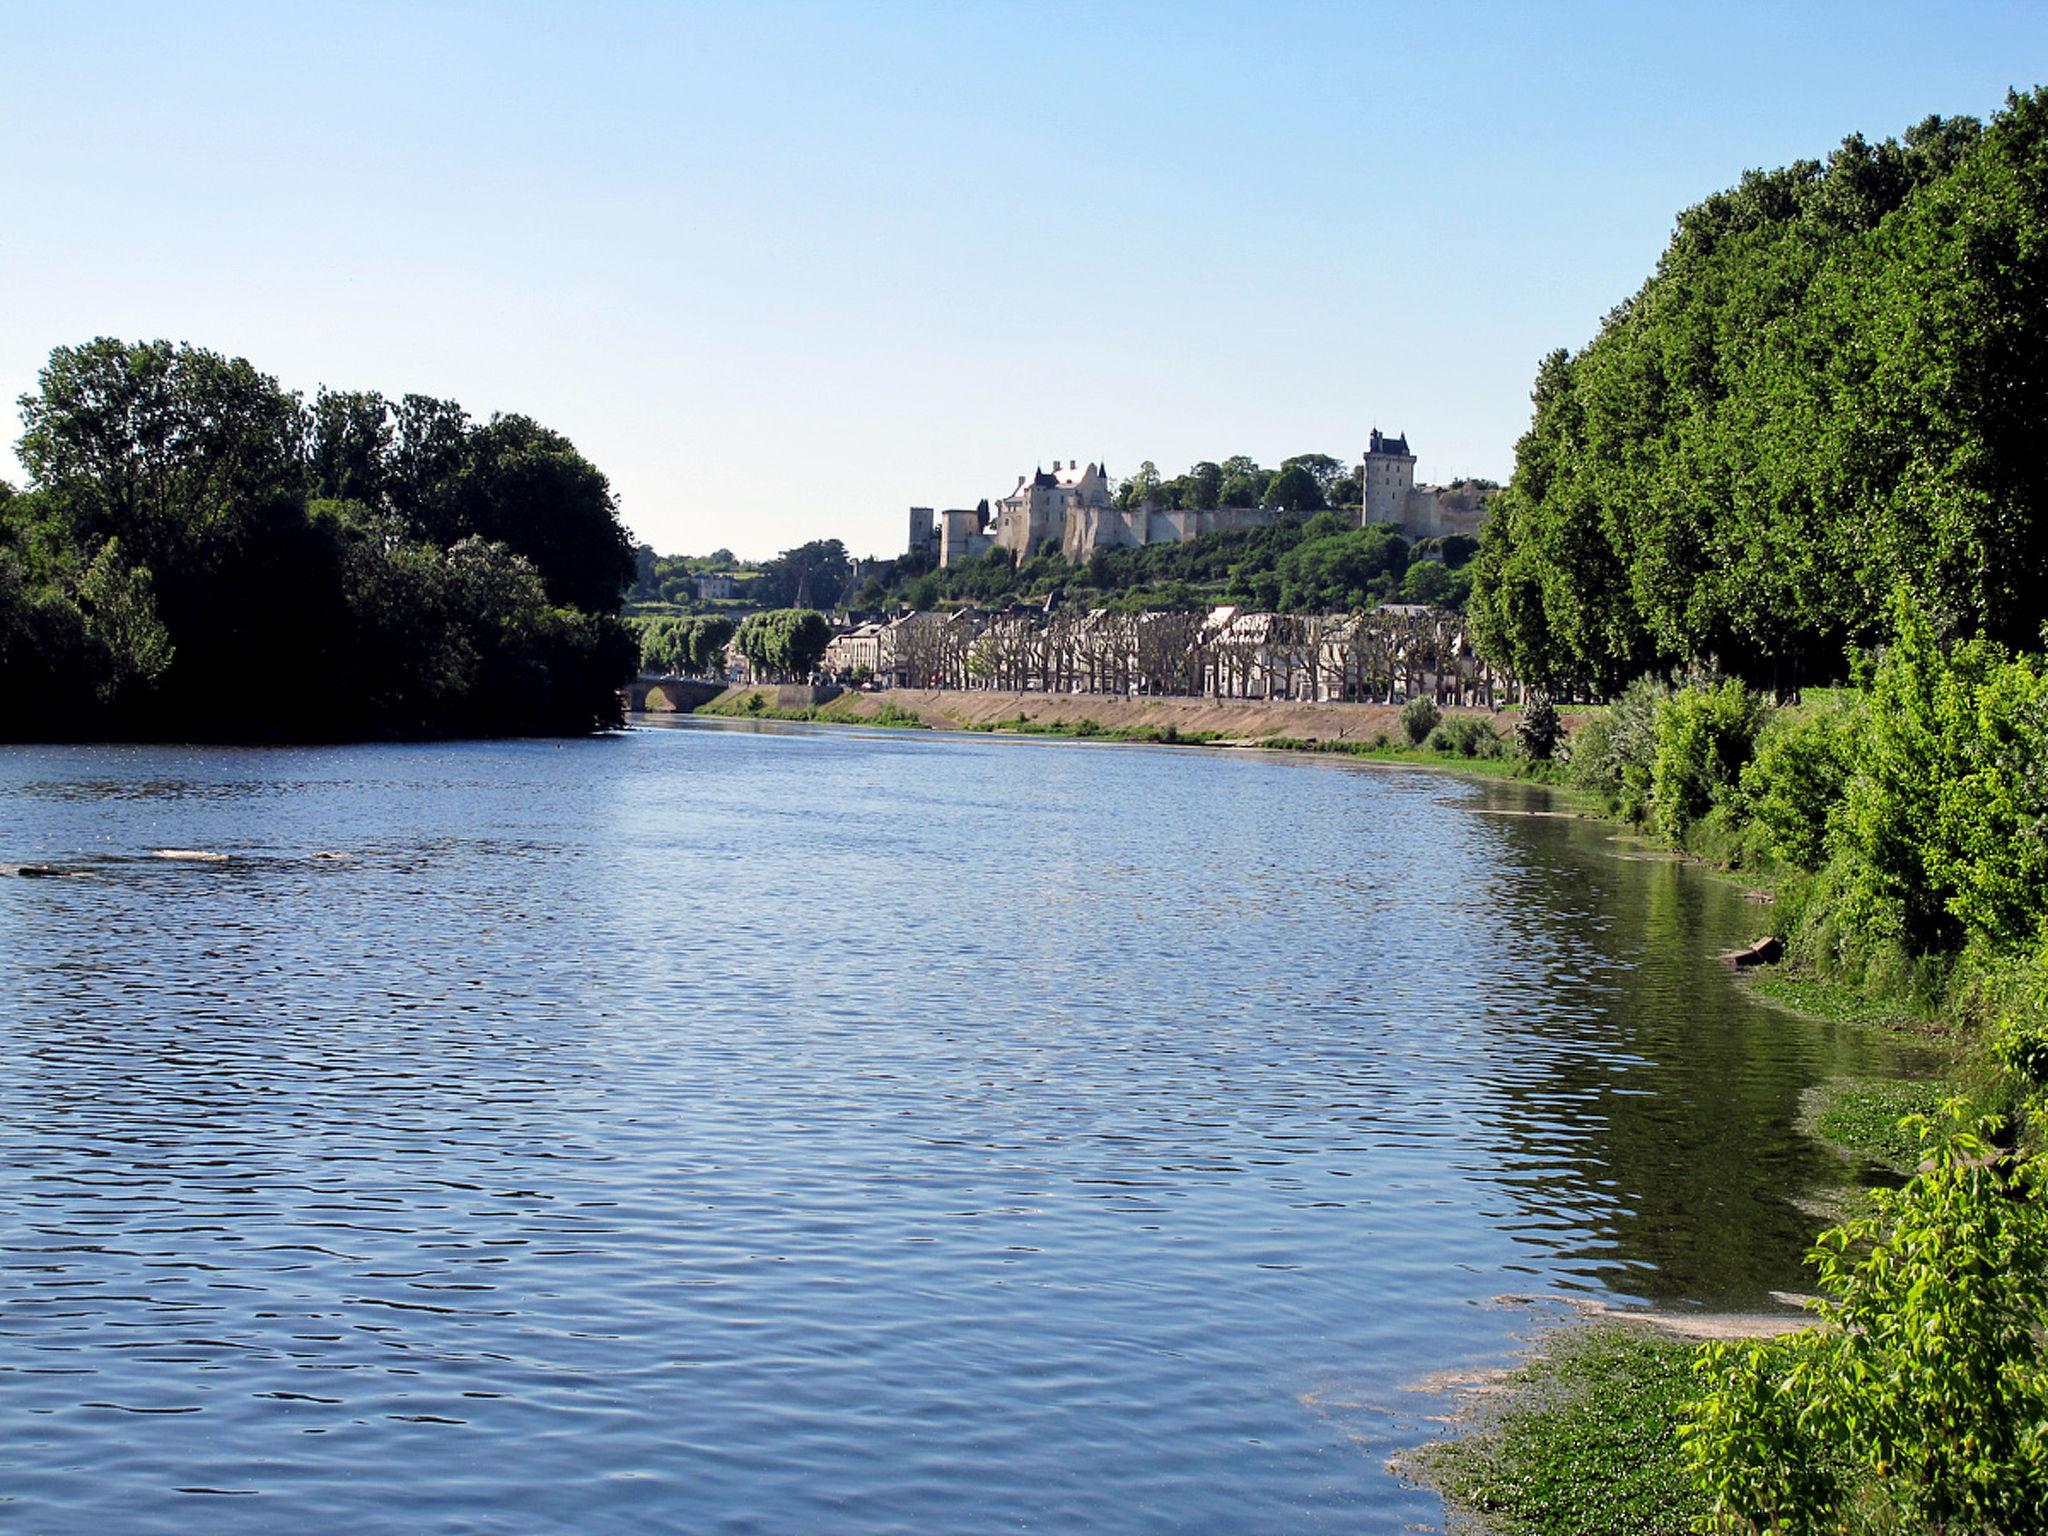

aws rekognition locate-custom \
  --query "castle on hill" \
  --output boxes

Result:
[909,431,1492,568]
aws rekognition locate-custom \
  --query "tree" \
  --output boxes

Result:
[759,539,851,609]
[689,616,736,675]
[450,413,634,613]
[307,388,394,507]
[734,608,831,680]
[1219,466,1271,508]
[1261,464,1326,513]
[1118,461,1165,510]
[1401,695,1441,744]
[1280,452,1349,504]
[1399,560,1457,607]
[1181,461,1223,511]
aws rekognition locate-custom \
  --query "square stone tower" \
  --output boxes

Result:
[1363,429,1416,528]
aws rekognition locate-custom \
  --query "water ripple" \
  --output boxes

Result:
[0,729,1927,1533]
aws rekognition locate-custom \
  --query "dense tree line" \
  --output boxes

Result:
[856,514,1478,613]
[1115,452,1362,513]
[1471,93,2048,695]
[0,338,636,740]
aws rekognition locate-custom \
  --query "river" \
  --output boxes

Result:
[0,720,1919,1533]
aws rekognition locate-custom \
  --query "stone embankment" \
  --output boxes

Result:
[686,686,1511,745]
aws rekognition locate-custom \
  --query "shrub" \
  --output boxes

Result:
[1400,695,1441,744]
[1830,588,2048,957]
[1649,678,1770,841]
[1426,716,1504,759]
[1739,700,1860,872]
[1564,712,1616,794]
[1570,677,1667,816]
[1683,1110,2048,1535]
[1515,696,1562,761]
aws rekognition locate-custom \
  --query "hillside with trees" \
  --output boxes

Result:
[861,515,1479,614]
[1471,92,2048,697]
[0,338,637,741]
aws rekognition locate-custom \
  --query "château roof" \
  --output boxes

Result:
[1015,459,1100,494]
[1366,429,1412,458]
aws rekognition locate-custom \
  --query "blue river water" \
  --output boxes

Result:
[0,720,1915,1532]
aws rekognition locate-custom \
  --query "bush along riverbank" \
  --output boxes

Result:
[1418,587,2048,1533]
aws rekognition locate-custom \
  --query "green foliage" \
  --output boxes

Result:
[635,614,735,676]
[1273,522,1409,610]
[1399,558,1469,607]
[1400,695,1442,744]
[1260,463,1325,512]
[1812,1078,1954,1170]
[1565,678,1668,817]
[756,538,851,609]
[1743,970,1922,1033]
[5,339,633,740]
[733,608,831,680]
[1472,97,2048,692]
[1423,1326,1708,1536]
[626,543,760,610]
[1649,679,1770,840]
[862,700,926,729]
[1515,697,1563,761]
[303,386,633,611]
[1739,700,1860,871]
[1826,588,2048,962]
[1425,715,1505,759]
[1683,1110,2048,1534]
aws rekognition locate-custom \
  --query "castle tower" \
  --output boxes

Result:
[908,506,935,558]
[1362,428,1416,528]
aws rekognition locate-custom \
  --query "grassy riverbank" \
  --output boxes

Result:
[685,686,1571,778]
[1412,631,2048,1532]
[1418,1328,1711,1536]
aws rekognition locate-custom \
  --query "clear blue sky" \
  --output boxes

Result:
[3,1,2043,559]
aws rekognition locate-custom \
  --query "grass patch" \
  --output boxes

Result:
[818,698,928,728]
[1420,1326,1707,1536]
[1744,968,1926,1033]
[1256,733,1567,784]
[958,713,1223,746]
[1809,1078,1953,1172]
[698,692,931,729]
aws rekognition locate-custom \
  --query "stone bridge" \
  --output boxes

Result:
[623,675,728,712]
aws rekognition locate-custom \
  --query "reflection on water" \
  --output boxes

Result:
[0,725,1919,1534]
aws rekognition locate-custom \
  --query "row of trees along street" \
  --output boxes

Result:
[848,605,1511,707]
